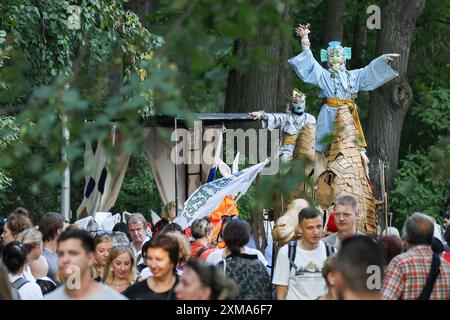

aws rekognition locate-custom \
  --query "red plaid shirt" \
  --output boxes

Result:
[381,245,450,300]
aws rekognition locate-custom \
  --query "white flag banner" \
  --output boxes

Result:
[174,159,269,229]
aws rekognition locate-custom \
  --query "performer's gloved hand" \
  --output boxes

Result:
[383,53,400,62]
[249,111,267,120]
[295,23,311,50]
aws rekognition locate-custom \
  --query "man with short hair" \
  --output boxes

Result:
[127,213,150,265]
[335,235,385,300]
[381,212,450,300]
[45,229,127,300]
[39,212,64,281]
[323,195,363,249]
[443,211,450,231]
[272,207,335,300]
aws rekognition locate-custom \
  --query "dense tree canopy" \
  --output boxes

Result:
[0,0,448,228]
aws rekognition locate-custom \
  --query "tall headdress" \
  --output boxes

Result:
[320,41,351,64]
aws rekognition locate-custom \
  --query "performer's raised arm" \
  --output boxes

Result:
[248,89,315,163]
[249,109,288,130]
[288,24,327,88]
[351,53,400,91]
[295,23,311,51]
[249,89,307,131]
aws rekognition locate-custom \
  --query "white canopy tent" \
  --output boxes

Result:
[76,115,236,219]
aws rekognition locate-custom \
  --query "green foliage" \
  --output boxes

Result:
[412,88,450,131]
[0,30,20,190]
[147,0,294,114]
[400,0,450,155]
[0,29,11,91]
[391,138,450,227]
[114,149,163,221]
[0,115,20,190]
[0,0,448,227]
[390,0,450,224]
[0,0,168,216]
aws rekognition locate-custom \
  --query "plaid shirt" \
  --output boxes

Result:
[381,245,450,300]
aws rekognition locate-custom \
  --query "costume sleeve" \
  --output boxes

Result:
[262,113,289,131]
[272,245,290,286]
[380,258,405,300]
[288,49,327,88]
[351,55,399,92]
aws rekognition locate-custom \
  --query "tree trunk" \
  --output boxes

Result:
[224,2,293,114]
[224,1,292,255]
[351,0,368,69]
[323,0,346,46]
[367,0,426,201]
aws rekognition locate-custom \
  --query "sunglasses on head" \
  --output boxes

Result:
[222,215,239,222]
[112,242,132,249]
[217,215,239,239]
[91,230,117,237]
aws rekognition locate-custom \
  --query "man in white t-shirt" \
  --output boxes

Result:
[273,207,334,300]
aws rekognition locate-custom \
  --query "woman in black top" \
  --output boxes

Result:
[216,219,272,300]
[124,234,179,300]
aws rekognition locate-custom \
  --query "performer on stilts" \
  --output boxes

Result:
[249,88,316,166]
[249,90,316,244]
[291,23,399,180]
[289,23,400,234]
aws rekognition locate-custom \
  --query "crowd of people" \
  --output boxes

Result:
[0,198,449,300]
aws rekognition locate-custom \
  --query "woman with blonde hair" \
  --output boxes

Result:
[92,232,113,281]
[103,245,137,293]
[17,227,57,294]
[17,227,44,282]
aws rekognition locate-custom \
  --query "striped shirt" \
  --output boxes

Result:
[381,245,450,300]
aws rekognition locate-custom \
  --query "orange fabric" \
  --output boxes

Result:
[215,241,227,250]
[209,195,239,241]
[190,241,215,261]
[325,98,367,148]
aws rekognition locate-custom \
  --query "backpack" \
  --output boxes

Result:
[11,277,29,300]
[287,240,335,272]
[36,278,57,295]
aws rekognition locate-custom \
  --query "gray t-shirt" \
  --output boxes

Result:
[45,283,128,300]
[41,248,58,281]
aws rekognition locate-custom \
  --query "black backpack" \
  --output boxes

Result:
[287,240,335,272]
[36,278,57,295]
